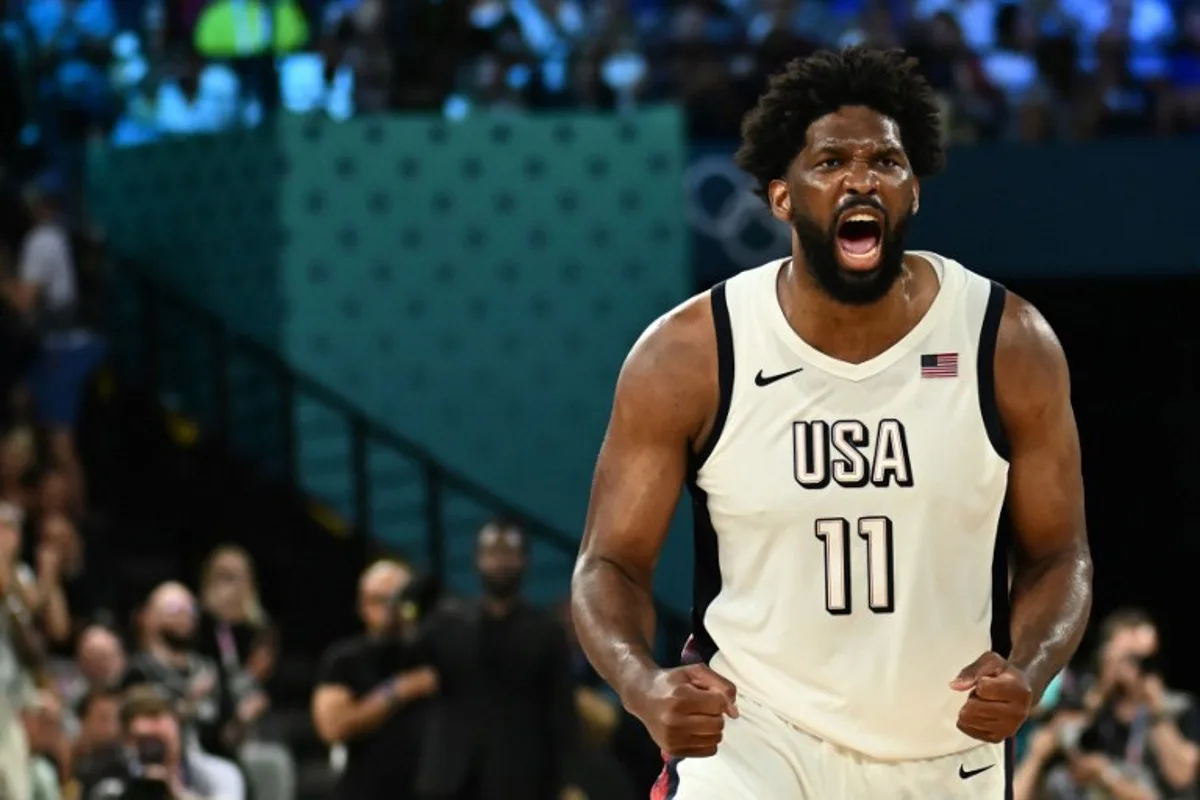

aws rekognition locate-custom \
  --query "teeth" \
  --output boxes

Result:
[846,213,877,223]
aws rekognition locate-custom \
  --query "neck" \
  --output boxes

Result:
[778,253,926,363]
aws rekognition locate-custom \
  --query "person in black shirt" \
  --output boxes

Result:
[312,560,439,800]
[414,520,583,800]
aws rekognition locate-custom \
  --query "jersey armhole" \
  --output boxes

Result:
[688,281,734,476]
[977,280,1011,461]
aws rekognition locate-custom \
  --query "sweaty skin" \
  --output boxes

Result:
[573,105,1091,756]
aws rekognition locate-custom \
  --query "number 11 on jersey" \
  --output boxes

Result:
[815,517,896,615]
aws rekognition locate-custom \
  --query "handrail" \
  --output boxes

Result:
[119,264,693,653]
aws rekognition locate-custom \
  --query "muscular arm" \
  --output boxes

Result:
[571,297,718,708]
[995,294,1093,699]
[311,684,396,745]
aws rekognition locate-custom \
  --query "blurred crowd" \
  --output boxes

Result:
[0,0,1196,186]
[1013,609,1200,800]
[309,520,665,800]
[0,482,297,799]
[0,158,299,798]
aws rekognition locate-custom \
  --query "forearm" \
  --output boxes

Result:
[1098,767,1156,800]
[38,580,71,644]
[1007,549,1092,698]
[571,556,659,705]
[1011,749,1050,800]
[1149,722,1200,789]
[318,688,395,744]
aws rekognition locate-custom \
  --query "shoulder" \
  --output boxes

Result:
[623,290,717,389]
[992,291,1071,429]
[316,635,369,684]
[613,289,721,442]
[20,224,69,262]
[320,634,370,665]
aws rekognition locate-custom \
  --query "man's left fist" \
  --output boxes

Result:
[950,651,1034,743]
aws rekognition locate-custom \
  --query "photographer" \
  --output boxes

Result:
[83,685,215,800]
[312,560,439,800]
[1038,609,1200,800]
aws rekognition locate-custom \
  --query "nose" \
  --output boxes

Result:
[842,159,880,197]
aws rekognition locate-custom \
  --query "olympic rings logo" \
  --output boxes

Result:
[684,154,791,267]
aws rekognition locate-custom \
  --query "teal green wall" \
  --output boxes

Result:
[89,110,695,602]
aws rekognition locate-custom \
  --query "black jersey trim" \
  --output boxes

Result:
[689,281,734,475]
[682,482,720,665]
[977,281,1011,462]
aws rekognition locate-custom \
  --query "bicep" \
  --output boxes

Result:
[997,298,1087,563]
[580,396,691,586]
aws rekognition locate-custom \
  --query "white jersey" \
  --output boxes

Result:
[686,253,1010,762]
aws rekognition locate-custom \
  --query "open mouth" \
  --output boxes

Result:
[836,212,884,271]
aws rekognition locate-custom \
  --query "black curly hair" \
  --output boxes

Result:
[735,47,946,199]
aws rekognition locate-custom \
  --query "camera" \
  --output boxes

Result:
[86,736,174,800]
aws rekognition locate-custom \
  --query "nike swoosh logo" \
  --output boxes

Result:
[754,367,804,387]
[958,764,994,780]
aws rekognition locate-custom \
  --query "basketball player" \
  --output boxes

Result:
[570,47,1093,798]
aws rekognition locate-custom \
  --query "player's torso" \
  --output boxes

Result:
[692,254,1010,761]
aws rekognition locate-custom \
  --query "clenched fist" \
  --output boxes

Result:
[626,664,739,758]
[951,651,1033,743]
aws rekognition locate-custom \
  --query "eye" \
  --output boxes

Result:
[818,158,843,169]
[877,157,901,169]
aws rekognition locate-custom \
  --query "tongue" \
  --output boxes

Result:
[839,234,879,255]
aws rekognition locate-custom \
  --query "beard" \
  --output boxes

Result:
[481,570,524,601]
[790,201,912,306]
[160,630,195,653]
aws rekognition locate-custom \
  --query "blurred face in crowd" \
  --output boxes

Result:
[1103,619,1159,693]
[80,694,121,751]
[358,561,410,636]
[769,106,917,306]
[0,507,20,564]
[148,583,198,652]
[39,470,71,516]
[78,626,127,687]
[40,512,81,572]
[204,547,254,621]
[126,711,182,770]
[476,522,527,601]
[0,428,33,482]
[23,690,63,754]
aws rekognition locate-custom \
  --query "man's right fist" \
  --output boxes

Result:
[628,664,739,758]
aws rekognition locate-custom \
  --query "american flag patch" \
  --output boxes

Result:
[920,352,958,378]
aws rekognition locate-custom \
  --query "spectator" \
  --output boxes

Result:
[123,581,247,800]
[983,3,1041,131]
[0,425,38,510]
[38,467,78,521]
[0,501,43,800]
[8,174,106,514]
[1025,608,1200,799]
[414,519,583,800]
[59,624,125,735]
[73,625,127,697]
[72,689,124,787]
[198,545,276,693]
[34,511,78,646]
[198,544,295,800]
[312,559,439,800]
[24,686,68,798]
[82,685,224,800]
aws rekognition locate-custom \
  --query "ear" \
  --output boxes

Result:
[767,179,791,224]
[911,181,920,215]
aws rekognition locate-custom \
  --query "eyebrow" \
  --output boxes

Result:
[810,141,905,158]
